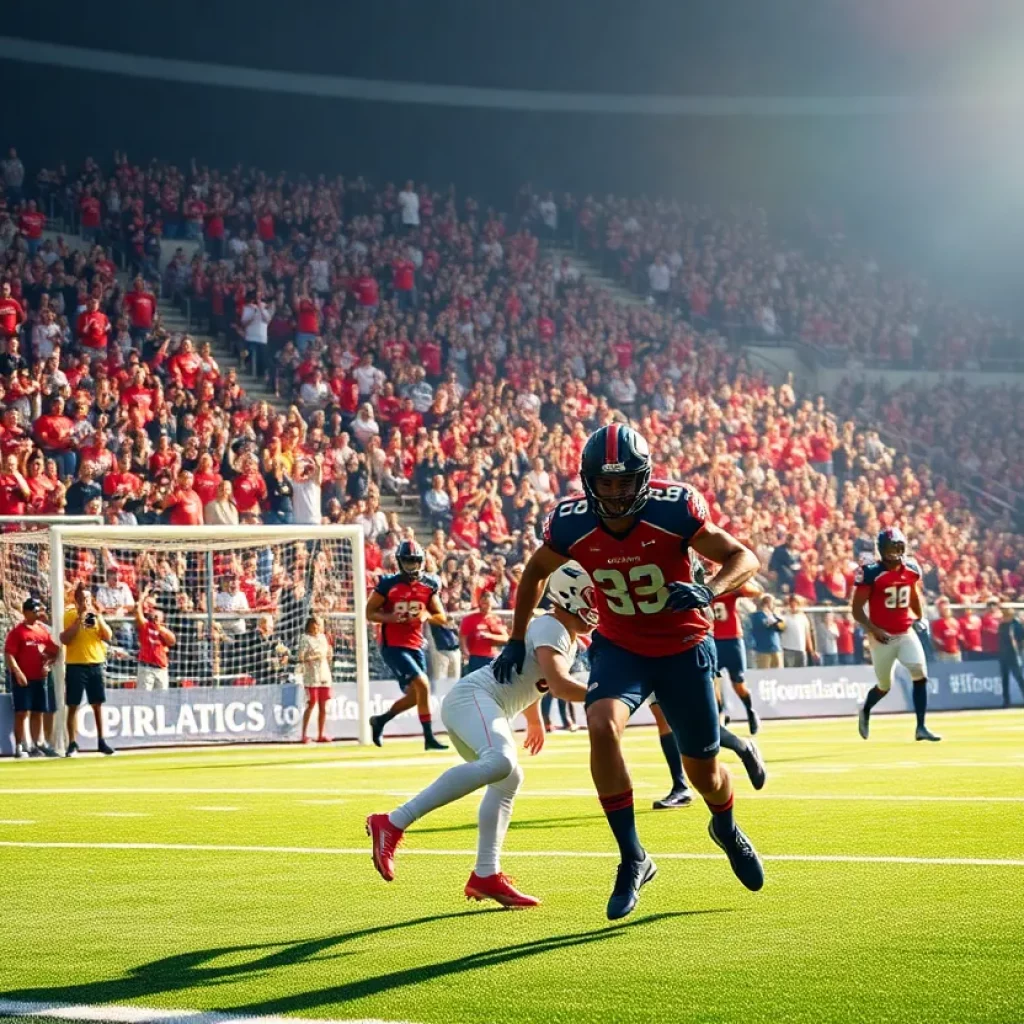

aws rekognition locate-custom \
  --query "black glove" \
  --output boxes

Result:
[492,638,526,685]
[665,581,716,612]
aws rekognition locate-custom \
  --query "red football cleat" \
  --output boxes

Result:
[465,872,540,909]
[366,813,403,882]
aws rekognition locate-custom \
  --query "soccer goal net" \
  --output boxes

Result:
[45,524,372,746]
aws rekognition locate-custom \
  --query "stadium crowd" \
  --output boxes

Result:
[0,147,1022,679]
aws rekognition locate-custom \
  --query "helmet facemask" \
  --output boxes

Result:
[584,468,651,520]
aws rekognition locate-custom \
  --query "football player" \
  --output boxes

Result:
[366,563,594,908]
[852,527,941,742]
[367,539,449,751]
[495,424,765,920]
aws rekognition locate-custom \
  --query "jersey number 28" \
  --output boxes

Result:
[883,586,911,609]
[592,564,668,616]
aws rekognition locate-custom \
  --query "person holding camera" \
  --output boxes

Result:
[134,586,176,691]
[59,581,115,756]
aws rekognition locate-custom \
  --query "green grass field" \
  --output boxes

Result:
[1,710,1023,1024]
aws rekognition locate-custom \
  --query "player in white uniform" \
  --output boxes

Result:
[366,563,595,908]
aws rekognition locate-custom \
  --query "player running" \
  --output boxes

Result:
[852,527,941,743]
[713,582,763,735]
[366,563,594,908]
[367,539,449,751]
[495,424,765,920]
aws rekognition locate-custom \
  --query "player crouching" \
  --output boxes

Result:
[852,528,940,742]
[366,563,595,908]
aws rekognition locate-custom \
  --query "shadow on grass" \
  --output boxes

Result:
[4,909,721,1016]
[411,813,605,835]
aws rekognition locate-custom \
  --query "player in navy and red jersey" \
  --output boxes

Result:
[367,540,449,751]
[852,527,940,743]
[713,580,763,735]
[495,423,765,919]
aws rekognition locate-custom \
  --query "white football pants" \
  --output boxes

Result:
[388,683,523,877]
[868,630,927,691]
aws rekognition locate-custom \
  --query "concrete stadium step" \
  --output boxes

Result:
[542,241,647,308]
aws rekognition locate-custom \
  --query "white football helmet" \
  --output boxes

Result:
[546,562,598,627]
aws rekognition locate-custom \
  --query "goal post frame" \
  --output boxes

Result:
[47,523,372,747]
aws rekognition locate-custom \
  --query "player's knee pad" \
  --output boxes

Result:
[477,747,517,784]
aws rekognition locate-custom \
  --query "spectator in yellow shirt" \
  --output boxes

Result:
[59,582,115,757]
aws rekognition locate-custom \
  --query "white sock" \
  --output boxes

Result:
[389,759,502,831]
[474,785,516,878]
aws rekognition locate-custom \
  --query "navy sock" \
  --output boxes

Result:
[863,686,886,717]
[738,693,753,713]
[912,680,928,729]
[419,714,435,742]
[708,793,736,839]
[719,725,746,756]
[376,707,396,725]
[659,732,687,791]
[599,790,645,863]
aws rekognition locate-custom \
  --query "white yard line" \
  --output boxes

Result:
[0,839,1020,868]
[0,1001,415,1024]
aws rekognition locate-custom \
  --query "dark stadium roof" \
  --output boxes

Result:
[3,0,1020,99]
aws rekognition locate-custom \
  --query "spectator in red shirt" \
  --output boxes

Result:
[33,396,76,480]
[354,267,379,312]
[148,434,179,478]
[18,200,45,255]
[394,397,423,440]
[168,336,202,390]
[930,599,962,662]
[231,453,267,519]
[5,597,60,758]
[161,470,204,527]
[958,607,984,662]
[0,452,30,518]
[0,280,25,341]
[836,614,856,666]
[192,452,222,506]
[981,599,1002,658]
[79,191,102,241]
[134,586,177,691]
[76,296,110,350]
[458,590,509,672]
[295,292,320,352]
[392,247,417,311]
[123,276,156,344]
[102,451,143,501]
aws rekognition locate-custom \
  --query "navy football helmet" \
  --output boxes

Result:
[397,539,425,579]
[580,424,652,520]
[581,423,651,520]
[877,527,907,567]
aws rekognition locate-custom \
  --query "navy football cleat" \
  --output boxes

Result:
[606,855,657,920]
[739,739,767,791]
[369,714,386,748]
[707,820,764,892]
[915,726,941,742]
[652,788,693,810]
[858,708,870,740]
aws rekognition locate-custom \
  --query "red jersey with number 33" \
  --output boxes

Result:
[712,592,743,640]
[853,559,922,635]
[374,572,440,650]
[543,479,709,656]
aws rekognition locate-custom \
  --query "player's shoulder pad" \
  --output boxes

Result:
[642,478,708,539]
[375,572,402,596]
[853,561,883,587]
[904,558,923,579]
[421,573,442,594]
[543,493,598,556]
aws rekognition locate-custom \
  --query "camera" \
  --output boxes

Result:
[83,613,98,628]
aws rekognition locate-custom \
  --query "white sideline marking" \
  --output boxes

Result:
[298,799,347,805]
[192,806,240,813]
[0,819,35,825]
[0,839,1020,868]
[89,812,150,818]
[291,756,457,770]
[0,1001,414,1024]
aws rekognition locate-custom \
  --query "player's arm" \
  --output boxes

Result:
[689,522,759,598]
[521,701,545,756]
[365,589,404,625]
[510,544,568,642]
[535,646,588,703]
[738,579,763,599]
[158,624,176,647]
[909,583,924,623]
[851,585,890,644]
[421,592,447,627]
